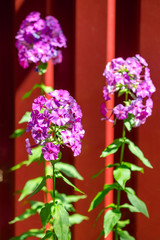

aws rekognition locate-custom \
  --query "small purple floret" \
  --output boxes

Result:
[113,104,128,120]
[42,143,60,161]
[25,138,32,155]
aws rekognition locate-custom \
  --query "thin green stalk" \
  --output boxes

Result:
[53,163,56,206]
[117,124,126,210]
[40,74,44,95]
[115,93,128,240]
[41,73,54,238]
[41,74,48,203]
[52,162,56,240]
[115,124,126,240]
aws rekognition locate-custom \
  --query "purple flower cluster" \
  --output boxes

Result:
[26,90,85,161]
[102,54,156,127]
[15,11,67,69]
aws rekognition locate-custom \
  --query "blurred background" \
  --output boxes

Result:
[0,0,160,239]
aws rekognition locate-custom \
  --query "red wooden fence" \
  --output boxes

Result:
[1,1,160,239]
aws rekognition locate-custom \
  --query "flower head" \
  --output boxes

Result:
[15,11,67,69]
[26,89,84,160]
[102,54,156,127]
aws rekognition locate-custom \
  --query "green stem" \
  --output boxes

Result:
[52,162,57,240]
[117,124,126,210]
[40,74,44,95]
[115,124,126,240]
[53,163,56,206]
[115,93,128,240]
[44,162,48,203]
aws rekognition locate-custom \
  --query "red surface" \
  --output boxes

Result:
[4,1,160,240]
[137,1,160,239]
[105,1,116,240]
[115,1,140,238]
[45,61,54,203]
[74,1,108,239]
[14,1,54,239]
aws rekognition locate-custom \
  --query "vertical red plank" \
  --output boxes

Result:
[105,1,116,240]
[115,1,140,237]
[75,1,108,239]
[14,1,51,238]
[137,0,160,239]
[45,1,54,204]
[44,61,54,203]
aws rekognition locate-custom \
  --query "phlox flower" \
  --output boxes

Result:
[42,143,60,161]
[113,104,128,120]
[25,138,32,155]
[31,125,49,143]
[32,96,47,111]
[26,89,84,160]
[15,11,67,69]
[51,108,70,126]
[102,54,156,127]
[61,130,75,146]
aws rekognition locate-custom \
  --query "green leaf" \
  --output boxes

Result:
[120,203,139,213]
[40,202,53,228]
[10,146,42,171]
[95,203,117,225]
[55,162,83,180]
[89,183,118,211]
[54,192,75,212]
[41,230,53,240]
[30,200,44,212]
[122,162,144,173]
[22,83,40,100]
[19,176,43,201]
[103,209,121,238]
[66,195,87,203]
[22,90,32,100]
[117,229,135,240]
[69,214,88,226]
[97,230,104,240]
[125,187,149,217]
[10,128,26,138]
[113,167,131,188]
[28,176,52,199]
[10,161,27,171]
[21,83,53,100]
[100,139,122,158]
[10,229,44,240]
[58,173,84,194]
[19,112,31,124]
[40,84,54,93]
[118,88,128,97]
[37,62,48,75]
[9,201,43,224]
[125,138,153,168]
[124,114,135,131]
[117,219,130,228]
[27,146,43,166]
[38,153,45,164]
[54,192,86,212]
[53,203,70,240]
[92,163,119,179]
[9,208,37,224]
